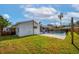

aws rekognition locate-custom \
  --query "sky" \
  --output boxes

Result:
[0,4,79,26]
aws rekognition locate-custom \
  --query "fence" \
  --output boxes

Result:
[1,28,16,36]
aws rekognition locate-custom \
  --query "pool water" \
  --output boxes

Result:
[41,31,66,39]
[49,31,66,36]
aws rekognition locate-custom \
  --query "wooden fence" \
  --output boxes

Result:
[1,28,16,36]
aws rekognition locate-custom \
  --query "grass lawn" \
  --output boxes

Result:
[0,32,79,54]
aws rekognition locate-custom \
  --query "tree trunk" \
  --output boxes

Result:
[0,27,3,36]
[0,29,1,36]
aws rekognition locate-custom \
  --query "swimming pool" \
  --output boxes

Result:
[41,31,66,39]
[49,31,66,36]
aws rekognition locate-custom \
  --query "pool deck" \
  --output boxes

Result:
[40,33,66,40]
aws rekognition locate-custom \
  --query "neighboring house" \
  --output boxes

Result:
[15,20,40,36]
[2,26,16,35]
[3,27,11,32]
[40,25,49,33]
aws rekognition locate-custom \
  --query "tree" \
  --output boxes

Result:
[0,15,11,35]
[58,13,63,28]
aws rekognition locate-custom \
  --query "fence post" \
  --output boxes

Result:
[71,17,74,44]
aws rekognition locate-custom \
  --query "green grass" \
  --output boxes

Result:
[0,32,79,54]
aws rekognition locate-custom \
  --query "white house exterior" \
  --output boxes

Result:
[15,20,40,36]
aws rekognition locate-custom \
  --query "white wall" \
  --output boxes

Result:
[34,22,40,34]
[16,21,40,37]
[16,22,33,36]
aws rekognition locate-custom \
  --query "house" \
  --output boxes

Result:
[40,25,49,33]
[15,20,40,36]
[2,25,16,36]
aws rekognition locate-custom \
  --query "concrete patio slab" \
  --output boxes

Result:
[40,34,66,40]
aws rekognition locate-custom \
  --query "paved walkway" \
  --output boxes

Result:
[40,33,66,40]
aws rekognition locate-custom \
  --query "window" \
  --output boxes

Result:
[34,26,37,29]
[17,28,19,34]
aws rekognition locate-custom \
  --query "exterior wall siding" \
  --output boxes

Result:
[16,21,40,36]
[16,22,33,36]
[34,22,40,34]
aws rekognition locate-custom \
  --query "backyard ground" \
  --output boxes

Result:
[0,32,79,54]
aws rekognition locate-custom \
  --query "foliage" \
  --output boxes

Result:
[0,15,11,28]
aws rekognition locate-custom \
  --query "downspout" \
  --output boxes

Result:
[33,20,34,35]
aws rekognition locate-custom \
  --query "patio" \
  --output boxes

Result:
[40,33,66,40]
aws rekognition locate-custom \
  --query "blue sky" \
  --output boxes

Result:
[0,4,79,25]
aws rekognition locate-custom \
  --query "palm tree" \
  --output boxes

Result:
[58,13,63,28]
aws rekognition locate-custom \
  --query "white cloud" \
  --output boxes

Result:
[65,12,79,18]
[26,7,57,14]
[2,14,10,19]
[21,5,79,25]
[72,4,79,11]
[24,7,57,19]
[20,5,33,8]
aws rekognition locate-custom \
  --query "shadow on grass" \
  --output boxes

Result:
[72,43,79,51]
[0,35,38,41]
